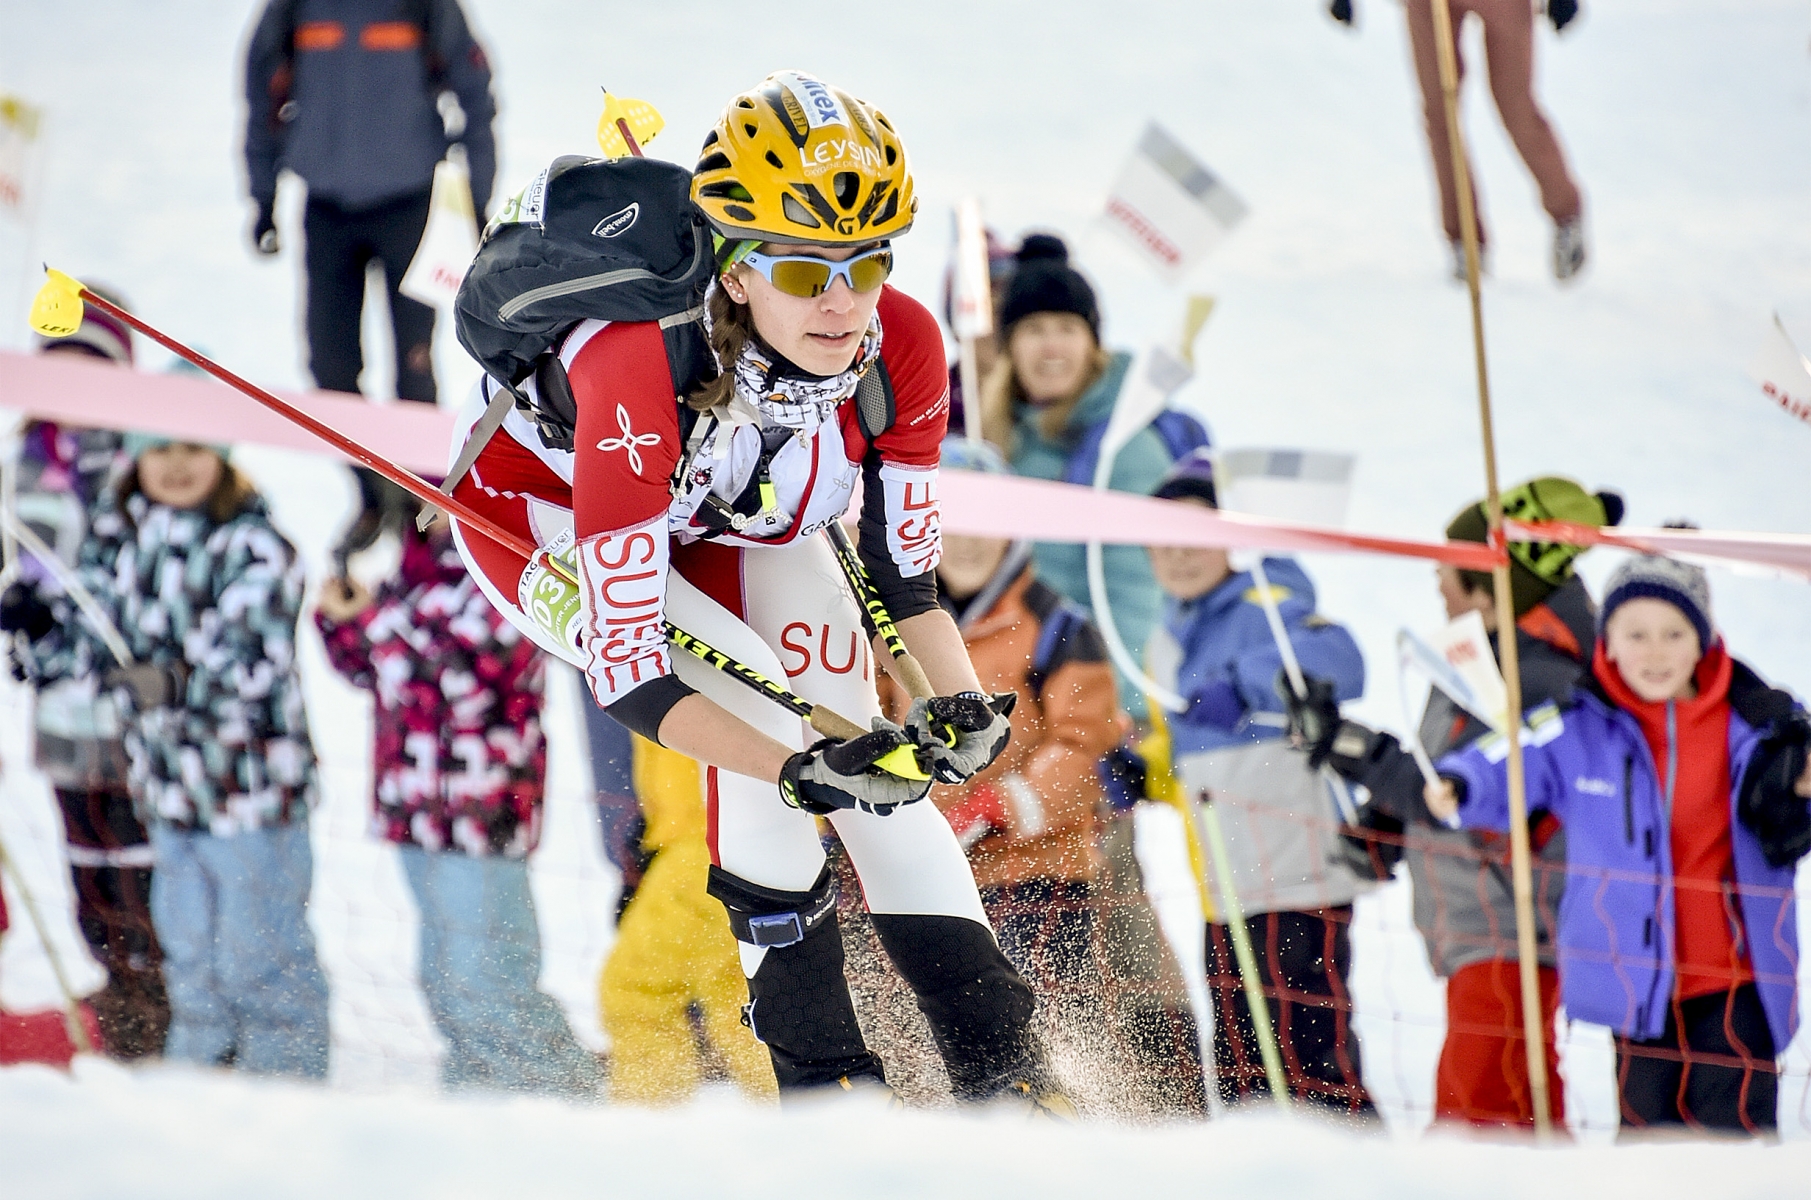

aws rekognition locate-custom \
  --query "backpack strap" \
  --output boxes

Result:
[854,357,896,446]
[423,374,516,529]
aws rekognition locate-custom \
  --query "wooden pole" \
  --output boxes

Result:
[1428,0,1553,1138]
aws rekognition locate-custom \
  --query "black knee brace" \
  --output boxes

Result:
[708,864,883,1091]
[707,863,838,949]
[869,913,1044,1101]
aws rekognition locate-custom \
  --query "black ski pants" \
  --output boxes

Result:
[57,786,168,1059]
[1205,906,1374,1117]
[1615,983,1777,1136]
[302,188,437,404]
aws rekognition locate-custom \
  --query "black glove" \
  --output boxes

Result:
[779,729,932,817]
[903,691,1015,785]
[1328,0,1355,26]
[104,662,188,710]
[0,582,54,642]
[1737,712,1811,868]
[1279,670,1342,768]
[1548,0,1578,32]
[252,199,279,255]
[1340,804,1406,882]
[1100,746,1148,812]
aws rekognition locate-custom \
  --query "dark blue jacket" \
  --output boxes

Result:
[244,0,497,213]
[1440,659,1802,1050]
[1148,556,1365,759]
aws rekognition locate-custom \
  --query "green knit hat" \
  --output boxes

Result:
[1445,476,1624,616]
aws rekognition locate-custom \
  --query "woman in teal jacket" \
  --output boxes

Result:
[977,234,1184,717]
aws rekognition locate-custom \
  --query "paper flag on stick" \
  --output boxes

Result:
[1749,313,1811,429]
[29,268,85,338]
[597,92,664,159]
[1104,123,1248,280]
[951,197,994,341]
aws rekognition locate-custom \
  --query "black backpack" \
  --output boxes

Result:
[447,152,896,483]
[454,154,715,388]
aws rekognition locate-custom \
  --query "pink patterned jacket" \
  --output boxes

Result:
[317,528,546,857]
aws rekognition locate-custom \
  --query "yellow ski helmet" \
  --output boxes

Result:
[692,71,916,247]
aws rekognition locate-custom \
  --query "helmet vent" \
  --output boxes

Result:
[765,150,784,170]
[723,204,756,222]
[743,123,759,138]
[697,152,732,173]
[875,190,899,226]
[782,194,822,229]
[833,172,859,209]
[884,145,897,166]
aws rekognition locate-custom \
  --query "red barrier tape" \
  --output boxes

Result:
[3,350,1803,578]
[938,468,1504,570]
[1511,519,1811,580]
[0,349,455,474]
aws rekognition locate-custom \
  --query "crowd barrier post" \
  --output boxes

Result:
[1429,0,1553,1139]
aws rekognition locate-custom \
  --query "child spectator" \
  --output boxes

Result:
[316,511,598,1097]
[1289,477,1622,1129]
[2,435,328,1077]
[1428,551,1811,1136]
[1144,449,1374,1116]
[14,288,167,1060]
[885,437,1206,1116]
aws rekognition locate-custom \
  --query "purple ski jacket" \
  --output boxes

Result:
[1439,657,1802,1050]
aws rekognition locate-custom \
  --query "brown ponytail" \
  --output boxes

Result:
[685,279,755,413]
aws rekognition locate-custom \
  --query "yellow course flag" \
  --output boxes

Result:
[596,92,664,159]
[29,268,86,338]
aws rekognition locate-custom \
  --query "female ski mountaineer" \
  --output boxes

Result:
[447,71,1057,1108]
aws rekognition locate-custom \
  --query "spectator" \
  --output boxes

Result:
[1290,477,1623,1128]
[315,508,599,1096]
[977,233,1202,718]
[590,718,777,1106]
[1428,550,1810,1137]
[2,435,327,1077]
[1143,450,1374,1116]
[14,289,168,1060]
[887,437,1206,1115]
[1328,0,1587,281]
[243,0,498,557]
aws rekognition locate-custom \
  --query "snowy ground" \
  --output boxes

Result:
[2,0,1810,1192]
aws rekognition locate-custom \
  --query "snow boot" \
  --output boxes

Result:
[1553,217,1587,282]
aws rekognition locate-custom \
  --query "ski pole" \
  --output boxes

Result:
[1,512,134,668]
[1196,791,1289,1111]
[0,830,93,1055]
[1248,557,1359,824]
[25,271,920,775]
[822,521,935,699]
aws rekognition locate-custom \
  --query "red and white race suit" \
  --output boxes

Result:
[447,286,985,927]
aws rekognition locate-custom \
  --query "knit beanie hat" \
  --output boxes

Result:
[997,234,1100,339]
[1598,553,1714,652]
[1445,476,1624,617]
[122,431,232,464]
[1153,447,1218,508]
[35,283,133,365]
